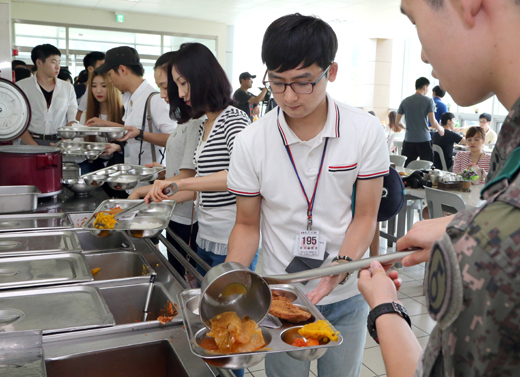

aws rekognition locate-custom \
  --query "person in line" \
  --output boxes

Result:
[358,1,520,376]
[233,72,268,122]
[128,52,201,278]
[226,14,389,377]
[74,70,89,102]
[11,59,26,70]
[17,44,78,146]
[386,110,404,153]
[397,77,444,166]
[14,66,31,82]
[58,67,73,84]
[478,112,497,145]
[76,51,105,121]
[452,126,490,183]
[430,85,447,126]
[88,46,176,167]
[432,112,464,170]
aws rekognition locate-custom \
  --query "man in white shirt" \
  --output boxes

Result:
[88,46,176,166]
[226,14,389,377]
[75,51,105,121]
[479,112,498,145]
[17,44,78,146]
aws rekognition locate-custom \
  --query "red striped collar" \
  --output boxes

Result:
[277,94,341,146]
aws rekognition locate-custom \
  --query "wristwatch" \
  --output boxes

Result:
[367,301,411,344]
[331,255,353,285]
[135,129,144,141]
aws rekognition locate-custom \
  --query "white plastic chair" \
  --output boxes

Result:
[433,144,448,171]
[425,187,465,218]
[390,155,407,167]
[393,140,403,155]
[407,160,433,170]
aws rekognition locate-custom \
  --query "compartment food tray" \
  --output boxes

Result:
[81,164,166,191]
[0,230,81,257]
[56,140,109,160]
[57,125,127,141]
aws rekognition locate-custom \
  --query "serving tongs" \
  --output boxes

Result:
[113,200,150,220]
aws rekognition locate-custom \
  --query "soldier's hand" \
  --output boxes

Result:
[358,261,401,310]
[396,215,454,266]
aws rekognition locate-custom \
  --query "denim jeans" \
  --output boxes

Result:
[196,246,259,276]
[265,294,369,377]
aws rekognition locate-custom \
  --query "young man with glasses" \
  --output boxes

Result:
[226,14,389,377]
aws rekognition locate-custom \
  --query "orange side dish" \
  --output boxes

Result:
[291,337,320,347]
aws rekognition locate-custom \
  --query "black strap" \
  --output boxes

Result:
[138,92,160,165]
[367,301,411,344]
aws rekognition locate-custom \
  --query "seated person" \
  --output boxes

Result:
[479,112,497,145]
[432,112,464,170]
[453,126,490,183]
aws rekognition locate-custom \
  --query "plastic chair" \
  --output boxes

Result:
[425,187,466,218]
[393,140,403,155]
[433,144,448,171]
[390,155,407,167]
[407,160,433,170]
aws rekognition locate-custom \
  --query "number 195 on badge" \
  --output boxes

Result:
[298,230,319,256]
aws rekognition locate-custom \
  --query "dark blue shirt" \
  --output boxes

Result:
[429,96,447,127]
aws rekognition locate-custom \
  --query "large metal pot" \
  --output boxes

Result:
[0,145,62,197]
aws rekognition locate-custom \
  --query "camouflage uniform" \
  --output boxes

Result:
[416,97,520,377]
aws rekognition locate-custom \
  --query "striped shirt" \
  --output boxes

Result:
[453,151,491,184]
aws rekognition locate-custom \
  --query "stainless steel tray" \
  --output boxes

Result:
[0,285,115,334]
[0,186,40,214]
[0,253,93,290]
[82,199,175,239]
[0,213,73,233]
[0,330,47,377]
[0,230,81,257]
[55,140,109,160]
[177,284,343,369]
[62,162,81,184]
[57,125,127,141]
[81,164,166,191]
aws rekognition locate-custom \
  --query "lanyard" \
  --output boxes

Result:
[278,109,329,230]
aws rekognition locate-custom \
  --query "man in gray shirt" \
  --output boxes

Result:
[397,77,444,166]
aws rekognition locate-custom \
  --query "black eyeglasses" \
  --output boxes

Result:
[262,64,332,94]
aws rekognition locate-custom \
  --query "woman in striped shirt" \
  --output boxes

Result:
[145,43,258,283]
[453,126,490,184]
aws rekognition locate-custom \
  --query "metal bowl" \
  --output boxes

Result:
[83,174,107,187]
[280,326,329,361]
[102,130,127,140]
[119,216,166,239]
[199,262,271,329]
[84,150,101,160]
[114,164,133,172]
[61,142,82,149]
[57,129,77,139]
[64,179,97,196]
[85,143,106,151]
[106,175,139,191]
[88,229,114,238]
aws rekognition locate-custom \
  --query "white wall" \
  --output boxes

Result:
[10,2,228,68]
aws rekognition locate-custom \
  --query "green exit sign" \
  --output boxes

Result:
[116,14,124,23]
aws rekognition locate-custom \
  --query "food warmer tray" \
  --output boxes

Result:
[82,199,176,239]
[0,213,73,233]
[0,285,115,334]
[0,185,40,214]
[0,330,47,377]
[55,140,109,160]
[0,253,93,290]
[57,125,127,141]
[80,164,166,191]
[177,284,343,369]
[0,230,81,257]
[62,162,81,184]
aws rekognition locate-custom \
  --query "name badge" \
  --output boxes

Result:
[294,231,326,260]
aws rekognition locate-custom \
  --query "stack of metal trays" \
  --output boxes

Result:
[82,199,176,239]
[177,284,343,369]
[81,164,166,191]
[0,330,47,377]
[62,162,81,184]
[55,140,109,160]
[57,125,127,141]
[0,285,115,334]
[0,186,40,214]
[0,231,81,257]
[0,213,73,233]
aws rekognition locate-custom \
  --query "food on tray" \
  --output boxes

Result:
[91,268,101,276]
[291,337,320,347]
[298,320,339,343]
[129,221,162,230]
[221,282,247,298]
[269,291,312,323]
[205,312,265,353]
[157,300,178,324]
[93,206,123,229]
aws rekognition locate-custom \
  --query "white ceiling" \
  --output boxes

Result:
[12,0,407,35]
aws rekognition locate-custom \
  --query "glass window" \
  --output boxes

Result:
[15,23,66,51]
[163,35,217,56]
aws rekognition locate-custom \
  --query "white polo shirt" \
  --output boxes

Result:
[121,80,177,166]
[228,94,389,305]
[16,76,78,135]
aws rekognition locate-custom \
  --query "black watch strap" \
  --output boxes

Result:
[331,256,353,285]
[136,129,144,141]
[367,301,411,344]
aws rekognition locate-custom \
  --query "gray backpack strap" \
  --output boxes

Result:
[145,92,159,163]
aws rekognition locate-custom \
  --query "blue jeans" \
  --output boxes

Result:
[196,246,259,276]
[265,294,369,377]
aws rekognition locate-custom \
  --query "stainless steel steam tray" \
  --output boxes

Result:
[57,125,127,141]
[177,284,343,369]
[0,253,93,290]
[82,199,175,239]
[0,330,47,377]
[0,213,74,233]
[0,185,40,214]
[0,230,81,257]
[81,164,166,191]
[55,140,109,160]
[0,285,115,334]
[62,162,81,184]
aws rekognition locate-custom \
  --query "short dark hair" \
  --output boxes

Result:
[12,60,26,70]
[77,70,89,84]
[432,85,445,97]
[113,64,145,77]
[83,51,105,69]
[58,68,72,83]
[415,77,430,90]
[479,113,492,122]
[167,43,234,124]
[466,126,486,139]
[262,13,338,72]
[14,67,31,82]
[31,44,61,65]
[154,51,175,70]
[440,112,455,126]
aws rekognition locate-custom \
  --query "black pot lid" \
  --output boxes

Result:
[0,145,59,154]
[0,78,31,142]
